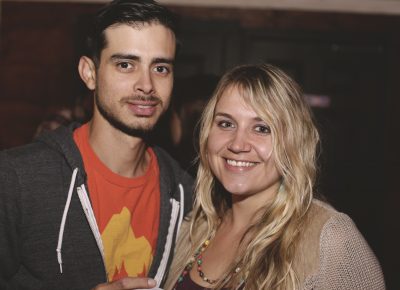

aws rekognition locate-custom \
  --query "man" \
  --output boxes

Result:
[0,1,193,289]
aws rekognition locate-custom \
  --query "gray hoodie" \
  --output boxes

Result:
[0,123,193,290]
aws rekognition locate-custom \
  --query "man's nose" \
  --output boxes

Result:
[134,68,154,95]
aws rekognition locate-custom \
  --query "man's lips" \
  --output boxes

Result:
[129,99,160,106]
[126,100,160,117]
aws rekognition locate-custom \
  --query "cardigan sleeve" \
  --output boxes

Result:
[315,213,386,290]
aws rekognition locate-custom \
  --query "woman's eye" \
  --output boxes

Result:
[255,125,271,134]
[217,120,234,129]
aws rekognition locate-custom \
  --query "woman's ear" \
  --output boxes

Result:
[78,56,96,90]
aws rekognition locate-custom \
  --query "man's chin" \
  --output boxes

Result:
[107,118,156,138]
[96,100,161,138]
[118,125,153,138]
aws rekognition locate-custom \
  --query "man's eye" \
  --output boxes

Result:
[154,66,170,74]
[254,125,271,134]
[117,62,132,70]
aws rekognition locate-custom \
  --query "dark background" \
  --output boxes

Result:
[1,1,399,289]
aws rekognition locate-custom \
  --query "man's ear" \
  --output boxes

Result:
[78,56,96,90]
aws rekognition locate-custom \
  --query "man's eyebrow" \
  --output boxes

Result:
[152,57,175,65]
[110,54,139,61]
[110,54,174,65]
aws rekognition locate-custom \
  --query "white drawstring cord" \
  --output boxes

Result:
[177,184,184,238]
[154,199,180,286]
[56,167,78,274]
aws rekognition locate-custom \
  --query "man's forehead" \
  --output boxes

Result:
[103,23,175,47]
[100,23,176,61]
[104,22,174,39]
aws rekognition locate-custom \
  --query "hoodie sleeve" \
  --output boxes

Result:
[179,170,194,216]
[0,152,22,287]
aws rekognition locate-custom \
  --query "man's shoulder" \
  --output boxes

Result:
[152,146,194,210]
[152,146,191,178]
[1,140,52,166]
[0,124,79,170]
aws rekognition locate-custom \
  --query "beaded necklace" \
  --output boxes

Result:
[174,238,243,290]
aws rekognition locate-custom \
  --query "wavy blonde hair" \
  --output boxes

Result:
[170,64,319,290]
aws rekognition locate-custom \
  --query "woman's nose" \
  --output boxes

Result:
[227,130,251,153]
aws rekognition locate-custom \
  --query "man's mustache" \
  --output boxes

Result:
[121,95,161,103]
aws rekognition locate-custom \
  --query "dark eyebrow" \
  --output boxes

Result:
[110,54,174,65]
[110,54,139,61]
[152,57,174,65]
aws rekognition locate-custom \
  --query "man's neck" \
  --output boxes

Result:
[87,120,150,178]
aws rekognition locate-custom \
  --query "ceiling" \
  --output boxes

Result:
[160,0,400,15]
[6,0,400,15]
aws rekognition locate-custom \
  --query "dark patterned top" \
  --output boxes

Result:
[175,273,230,290]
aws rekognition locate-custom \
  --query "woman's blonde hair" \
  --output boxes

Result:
[173,63,319,290]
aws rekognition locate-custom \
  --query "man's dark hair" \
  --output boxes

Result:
[86,0,179,67]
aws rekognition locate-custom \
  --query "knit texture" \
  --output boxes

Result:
[165,199,386,290]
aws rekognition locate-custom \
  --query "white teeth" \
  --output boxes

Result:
[226,159,256,167]
[138,105,152,108]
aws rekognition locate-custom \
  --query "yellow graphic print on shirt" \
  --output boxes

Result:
[102,207,153,281]
[73,124,160,281]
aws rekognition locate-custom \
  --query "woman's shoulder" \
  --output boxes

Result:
[308,198,338,218]
[300,198,374,267]
[298,199,385,289]
[305,198,368,250]
[293,199,338,280]
[299,199,342,244]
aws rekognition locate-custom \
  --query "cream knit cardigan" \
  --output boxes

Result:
[164,199,385,290]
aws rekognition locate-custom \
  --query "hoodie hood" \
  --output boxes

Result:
[35,121,192,207]
[35,122,87,185]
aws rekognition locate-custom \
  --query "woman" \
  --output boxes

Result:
[164,64,385,290]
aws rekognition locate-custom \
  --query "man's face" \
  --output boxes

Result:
[93,23,176,136]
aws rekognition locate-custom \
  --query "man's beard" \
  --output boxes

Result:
[95,91,162,138]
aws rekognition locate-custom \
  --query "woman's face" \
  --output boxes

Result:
[207,85,281,202]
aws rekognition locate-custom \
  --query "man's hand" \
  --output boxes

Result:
[92,277,157,290]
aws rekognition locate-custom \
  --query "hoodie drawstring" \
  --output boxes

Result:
[177,183,185,239]
[56,167,78,274]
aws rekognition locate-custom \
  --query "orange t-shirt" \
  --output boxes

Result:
[73,124,160,281]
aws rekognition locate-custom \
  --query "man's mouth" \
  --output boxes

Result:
[127,102,159,117]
